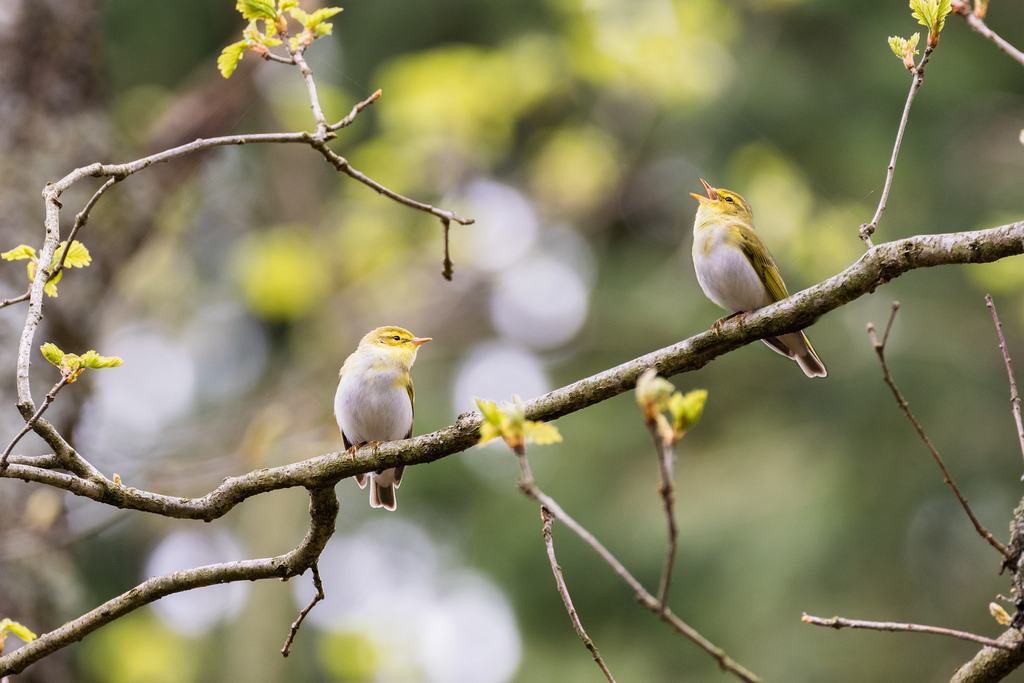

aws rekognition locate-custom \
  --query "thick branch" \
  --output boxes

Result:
[4,223,1024,515]
[0,486,338,677]
[950,628,1024,683]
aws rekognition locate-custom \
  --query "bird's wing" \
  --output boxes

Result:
[404,379,415,440]
[738,228,790,302]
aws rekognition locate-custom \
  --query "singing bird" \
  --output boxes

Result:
[334,326,431,510]
[690,179,826,378]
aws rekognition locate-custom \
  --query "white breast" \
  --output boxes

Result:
[692,230,772,313]
[334,356,412,445]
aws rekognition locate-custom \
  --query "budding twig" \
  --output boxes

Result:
[868,303,1011,560]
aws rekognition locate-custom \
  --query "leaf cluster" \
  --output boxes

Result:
[1,241,91,298]
[910,0,952,46]
[40,342,123,383]
[635,369,708,447]
[0,619,36,655]
[219,0,343,78]
[476,396,562,451]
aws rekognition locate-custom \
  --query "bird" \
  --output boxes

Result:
[690,179,826,378]
[334,326,431,510]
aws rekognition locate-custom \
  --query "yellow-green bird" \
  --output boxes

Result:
[690,179,826,378]
[334,326,432,510]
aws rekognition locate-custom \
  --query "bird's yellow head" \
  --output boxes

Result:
[360,326,431,366]
[690,179,754,226]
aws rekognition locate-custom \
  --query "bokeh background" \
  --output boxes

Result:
[2,0,1024,681]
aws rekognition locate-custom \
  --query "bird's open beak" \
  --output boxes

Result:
[689,178,719,203]
[412,337,432,347]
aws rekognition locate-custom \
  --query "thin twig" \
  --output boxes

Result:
[331,89,382,131]
[0,291,30,309]
[51,177,118,280]
[954,3,1024,68]
[259,51,295,66]
[441,217,454,281]
[0,376,68,473]
[309,142,474,227]
[281,564,324,657]
[652,432,679,613]
[540,506,615,682]
[802,613,1017,651]
[281,33,329,134]
[985,294,1024,472]
[513,447,763,683]
[859,46,935,246]
[0,486,339,677]
[868,303,1012,560]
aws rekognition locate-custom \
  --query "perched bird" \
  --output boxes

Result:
[690,179,826,378]
[334,326,431,510]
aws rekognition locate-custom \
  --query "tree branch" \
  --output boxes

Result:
[0,376,69,472]
[540,506,615,682]
[0,485,338,677]
[985,295,1024,472]
[954,4,1024,68]
[513,444,762,682]
[281,563,325,657]
[860,45,935,246]
[868,304,1011,560]
[5,223,1024,516]
[802,613,1016,651]
[951,628,1024,683]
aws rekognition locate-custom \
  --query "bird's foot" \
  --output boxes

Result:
[711,311,747,335]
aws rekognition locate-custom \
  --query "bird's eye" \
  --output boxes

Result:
[724,196,734,203]
[392,335,402,341]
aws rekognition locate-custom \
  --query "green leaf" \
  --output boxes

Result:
[41,344,122,381]
[523,421,562,446]
[910,0,935,30]
[40,343,65,366]
[899,32,921,68]
[0,618,37,644]
[478,420,500,446]
[218,40,247,79]
[288,6,341,29]
[49,240,91,270]
[309,7,342,24]
[288,7,311,26]
[7,240,90,297]
[935,0,952,30]
[1,244,36,261]
[474,396,560,449]
[910,0,951,45]
[475,398,502,425]
[244,19,282,46]
[669,389,708,434]
[236,0,277,21]
[80,350,124,370]
[990,602,1012,626]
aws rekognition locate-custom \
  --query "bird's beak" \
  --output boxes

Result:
[689,178,719,203]
[412,337,432,347]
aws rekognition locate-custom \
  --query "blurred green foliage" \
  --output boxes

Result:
[6,0,1023,681]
